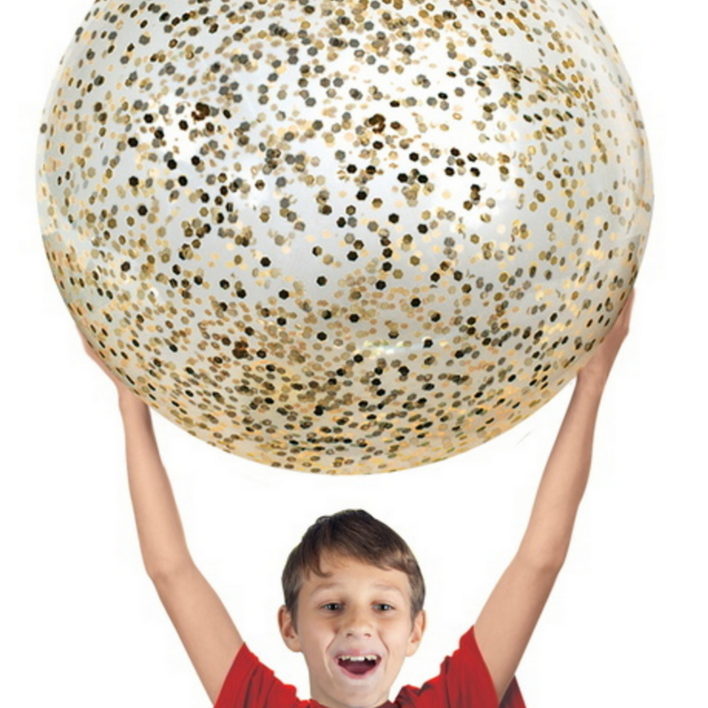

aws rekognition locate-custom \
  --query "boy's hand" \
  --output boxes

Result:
[576,289,635,393]
[79,330,136,400]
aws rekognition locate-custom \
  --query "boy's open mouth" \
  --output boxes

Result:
[336,654,381,677]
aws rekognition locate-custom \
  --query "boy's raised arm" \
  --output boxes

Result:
[474,291,635,703]
[82,337,243,704]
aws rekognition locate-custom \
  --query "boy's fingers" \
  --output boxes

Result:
[76,325,120,384]
[75,323,94,355]
[603,289,634,345]
[612,289,635,343]
[620,289,635,327]
[577,289,635,387]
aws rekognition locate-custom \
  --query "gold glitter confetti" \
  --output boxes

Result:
[37,0,652,474]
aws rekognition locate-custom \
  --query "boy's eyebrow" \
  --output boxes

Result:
[307,582,407,597]
[371,583,406,596]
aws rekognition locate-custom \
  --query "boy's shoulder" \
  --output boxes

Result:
[395,628,524,708]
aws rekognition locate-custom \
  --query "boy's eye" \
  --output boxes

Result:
[322,602,343,611]
[374,603,394,611]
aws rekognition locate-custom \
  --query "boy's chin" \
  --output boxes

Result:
[314,664,392,708]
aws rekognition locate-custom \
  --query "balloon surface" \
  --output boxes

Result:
[38,0,652,473]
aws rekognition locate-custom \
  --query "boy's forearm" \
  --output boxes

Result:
[118,392,192,577]
[475,294,633,700]
[475,378,606,701]
[517,379,603,569]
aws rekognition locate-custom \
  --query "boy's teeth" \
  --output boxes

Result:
[339,655,377,661]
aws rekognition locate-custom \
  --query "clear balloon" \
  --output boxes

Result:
[37,0,652,473]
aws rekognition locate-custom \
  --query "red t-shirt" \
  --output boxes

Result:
[214,626,525,708]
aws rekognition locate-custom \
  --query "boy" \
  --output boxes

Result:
[81,291,635,708]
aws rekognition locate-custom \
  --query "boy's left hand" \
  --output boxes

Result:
[576,289,635,393]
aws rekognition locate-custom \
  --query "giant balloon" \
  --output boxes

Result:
[37,0,652,473]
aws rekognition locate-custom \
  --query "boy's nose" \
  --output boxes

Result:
[343,608,373,637]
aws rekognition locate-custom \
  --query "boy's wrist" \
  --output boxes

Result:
[118,388,148,414]
[573,372,607,404]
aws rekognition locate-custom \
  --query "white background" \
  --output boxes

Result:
[1,1,706,706]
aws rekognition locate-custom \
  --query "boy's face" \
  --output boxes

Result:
[279,554,425,708]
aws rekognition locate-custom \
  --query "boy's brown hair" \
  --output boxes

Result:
[281,509,426,625]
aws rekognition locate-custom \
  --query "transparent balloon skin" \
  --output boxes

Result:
[37,0,652,473]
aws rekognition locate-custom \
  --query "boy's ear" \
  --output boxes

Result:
[278,605,302,653]
[405,610,426,657]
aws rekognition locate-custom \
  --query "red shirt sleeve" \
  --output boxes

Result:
[213,644,308,708]
[394,627,526,708]
[214,628,525,708]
